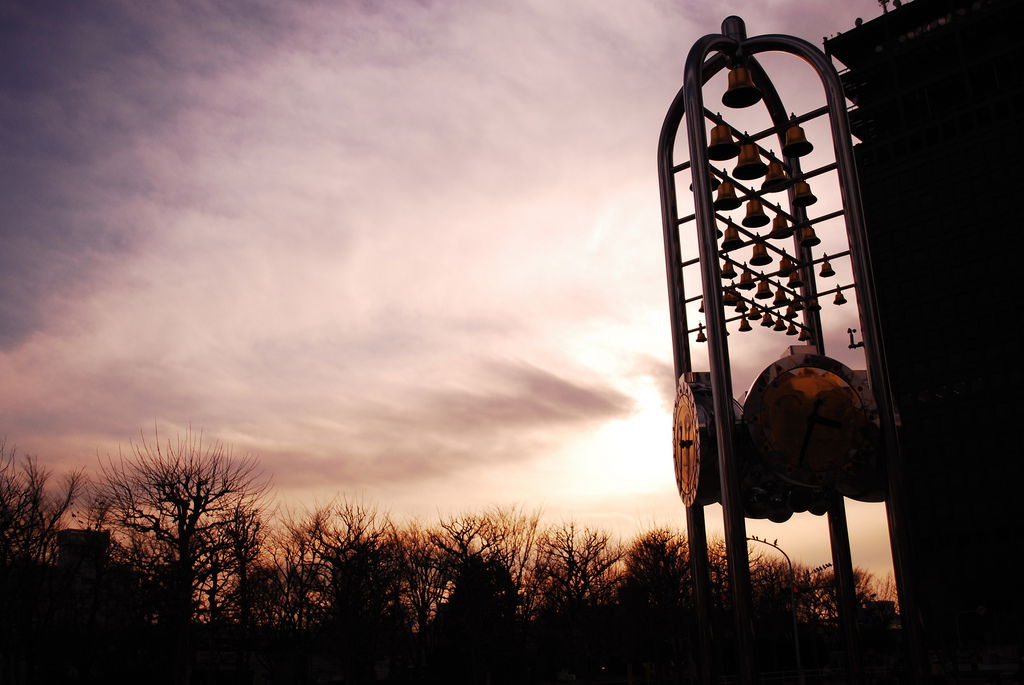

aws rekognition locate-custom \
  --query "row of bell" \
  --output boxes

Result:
[694,317,811,340]
[708,120,814,163]
[721,256,836,280]
[713,180,817,212]
[697,283,847,320]
[721,221,821,253]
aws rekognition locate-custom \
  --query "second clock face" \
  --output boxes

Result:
[744,356,877,491]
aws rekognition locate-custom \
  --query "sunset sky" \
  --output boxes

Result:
[1,0,894,576]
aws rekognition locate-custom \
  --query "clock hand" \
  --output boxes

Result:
[798,399,825,468]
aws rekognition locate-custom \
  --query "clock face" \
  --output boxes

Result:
[744,353,880,493]
[673,379,701,507]
[673,375,720,507]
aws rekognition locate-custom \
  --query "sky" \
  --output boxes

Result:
[0,0,896,577]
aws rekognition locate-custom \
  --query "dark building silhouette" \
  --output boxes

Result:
[826,0,1023,665]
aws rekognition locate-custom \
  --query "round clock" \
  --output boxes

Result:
[673,373,721,507]
[742,351,884,501]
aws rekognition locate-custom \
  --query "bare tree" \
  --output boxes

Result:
[0,440,85,684]
[95,429,268,684]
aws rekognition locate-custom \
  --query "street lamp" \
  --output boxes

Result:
[748,535,805,685]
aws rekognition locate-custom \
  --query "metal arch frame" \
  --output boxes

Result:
[657,15,926,685]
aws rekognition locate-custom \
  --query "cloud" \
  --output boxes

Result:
[1,0,893,577]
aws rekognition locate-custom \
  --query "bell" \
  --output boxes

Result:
[698,299,704,312]
[787,269,804,288]
[834,288,848,305]
[747,304,761,320]
[792,180,818,207]
[749,238,772,266]
[689,175,721,192]
[695,324,706,343]
[784,305,797,319]
[734,298,748,313]
[722,288,738,306]
[773,316,787,332]
[782,123,814,158]
[738,316,752,332]
[742,199,770,228]
[807,296,822,312]
[773,287,790,306]
[733,143,768,180]
[768,214,793,240]
[798,327,811,341]
[786,323,799,336]
[777,255,795,276]
[819,255,835,278]
[799,225,821,248]
[708,122,741,160]
[713,181,742,211]
[736,265,755,290]
[761,160,791,193]
[721,260,737,280]
[760,310,774,327]
[755,275,772,300]
[721,225,744,251]
[722,66,762,109]
[792,298,805,312]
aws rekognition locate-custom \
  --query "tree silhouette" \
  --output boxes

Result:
[95,429,267,685]
[0,441,84,684]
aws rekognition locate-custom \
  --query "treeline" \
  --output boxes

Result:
[0,435,897,685]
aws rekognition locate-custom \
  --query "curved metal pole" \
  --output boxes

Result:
[681,24,758,685]
[745,52,863,685]
[741,32,927,684]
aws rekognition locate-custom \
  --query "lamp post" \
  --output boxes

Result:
[748,535,805,685]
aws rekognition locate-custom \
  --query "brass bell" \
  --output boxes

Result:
[799,225,821,248]
[755,275,772,300]
[742,199,770,228]
[689,175,721,192]
[777,255,795,276]
[721,260,737,280]
[773,287,790,306]
[819,255,835,278]
[761,160,791,193]
[713,181,742,211]
[798,327,811,341]
[749,238,772,266]
[733,143,768,180]
[807,296,822,312]
[695,323,706,343]
[698,299,704,312]
[782,122,814,158]
[792,180,818,207]
[747,304,761,320]
[834,287,847,305]
[708,122,741,160]
[768,214,793,240]
[760,310,774,327]
[738,316,752,332]
[722,66,762,109]
[734,297,748,313]
[736,265,755,290]
[722,288,738,306]
[721,225,744,251]
[787,269,804,288]
[773,316,787,332]
[786,322,799,336]
[784,305,796,319]
[792,298,805,311]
